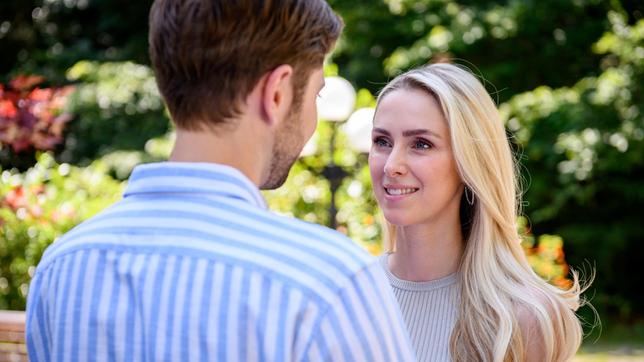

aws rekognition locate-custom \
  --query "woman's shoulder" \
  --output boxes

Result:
[513,284,561,331]
[512,286,551,361]
[513,283,582,362]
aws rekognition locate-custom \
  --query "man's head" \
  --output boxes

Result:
[149,0,341,189]
[149,0,342,130]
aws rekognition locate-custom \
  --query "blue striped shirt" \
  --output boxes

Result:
[26,162,416,362]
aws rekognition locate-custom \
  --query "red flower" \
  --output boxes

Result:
[0,75,74,153]
[0,100,17,118]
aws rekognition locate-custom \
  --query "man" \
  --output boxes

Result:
[26,1,415,361]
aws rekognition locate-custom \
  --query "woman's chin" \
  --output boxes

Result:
[382,212,415,227]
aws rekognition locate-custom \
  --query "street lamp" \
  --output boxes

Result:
[315,76,356,229]
[312,77,378,229]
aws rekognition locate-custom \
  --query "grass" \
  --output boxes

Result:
[573,319,644,362]
[574,345,644,362]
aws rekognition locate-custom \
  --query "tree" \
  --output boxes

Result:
[502,13,643,320]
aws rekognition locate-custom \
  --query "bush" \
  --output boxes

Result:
[501,15,644,320]
[59,60,170,165]
[0,153,123,310]
[0,61,171,171]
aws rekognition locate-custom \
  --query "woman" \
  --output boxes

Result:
[369,63,587,361]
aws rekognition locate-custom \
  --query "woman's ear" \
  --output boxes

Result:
[260,64,294,126]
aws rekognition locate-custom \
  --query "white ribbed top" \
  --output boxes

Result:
[379,253,460,362]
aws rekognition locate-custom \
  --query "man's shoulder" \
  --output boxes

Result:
[263,212,375,268]
[37,197,379,295]
[33,200,120,269]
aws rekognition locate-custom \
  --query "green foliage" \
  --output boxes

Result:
[0,153,123,310]
[59,60,170,165]
[501,13,643,320]
[97,132,174,180]
[0,0,153,81]
[328,0,636,101]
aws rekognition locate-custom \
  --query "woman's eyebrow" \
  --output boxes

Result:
[373,127,441,139]
[372,127,390,135]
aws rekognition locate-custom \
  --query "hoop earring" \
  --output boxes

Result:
[465,186,475,206]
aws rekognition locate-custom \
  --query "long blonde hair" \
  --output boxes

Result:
[377,63,587,361]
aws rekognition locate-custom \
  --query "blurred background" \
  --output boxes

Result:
[0,0,642,359]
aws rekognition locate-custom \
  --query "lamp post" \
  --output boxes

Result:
[315,76,356,229]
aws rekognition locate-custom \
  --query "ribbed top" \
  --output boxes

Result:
[379,253,460,362]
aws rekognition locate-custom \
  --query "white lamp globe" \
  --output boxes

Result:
[317,76,356,122]
[299,133,318,157]
[342,107,375,153]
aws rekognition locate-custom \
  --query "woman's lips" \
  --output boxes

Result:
[384,187,419,196]
[382,185,420,201]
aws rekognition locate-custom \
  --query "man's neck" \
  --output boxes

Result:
[169,123,269,186]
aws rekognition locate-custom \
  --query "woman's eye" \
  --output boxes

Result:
[373,137,390,147]
[414,139,432,149]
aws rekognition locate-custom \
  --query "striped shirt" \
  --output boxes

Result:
[26,162,415,362]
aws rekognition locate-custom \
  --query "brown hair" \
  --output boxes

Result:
[149,0,343,130]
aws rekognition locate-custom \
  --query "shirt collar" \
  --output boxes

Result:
[123,162,267,209]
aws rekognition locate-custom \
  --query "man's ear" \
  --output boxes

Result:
[261,64,293,126]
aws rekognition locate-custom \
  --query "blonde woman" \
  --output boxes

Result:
[369,63,587,361]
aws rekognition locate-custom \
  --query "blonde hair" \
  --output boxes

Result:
[377,63,587,361]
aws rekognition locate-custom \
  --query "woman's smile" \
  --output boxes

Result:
[369,88,462,226]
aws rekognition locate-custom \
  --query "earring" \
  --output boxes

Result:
[465,186,475,206]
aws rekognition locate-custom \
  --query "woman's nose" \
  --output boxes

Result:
[383,149,407,177]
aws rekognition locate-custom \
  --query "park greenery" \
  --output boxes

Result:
[0,0,642,346]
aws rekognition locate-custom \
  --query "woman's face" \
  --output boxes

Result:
[369,87,463,227]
